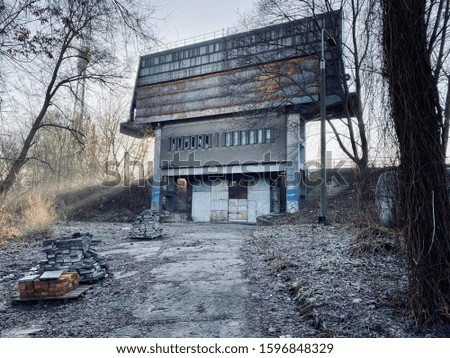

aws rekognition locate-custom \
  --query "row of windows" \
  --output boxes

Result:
[137,18,333,85]
[140,36,305,77]
[140,53,223,76]
[141,18,326,69]
[140,23,327,73]
[138,48,313,86]
[137,62,223,86]
[141,42,223,67]
[169,129,273,152]
[228,22,319,49]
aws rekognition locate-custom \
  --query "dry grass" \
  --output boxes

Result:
[0,204,22,244]
[21,195,56,235]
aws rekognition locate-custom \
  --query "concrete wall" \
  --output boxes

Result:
[160,113,286,168]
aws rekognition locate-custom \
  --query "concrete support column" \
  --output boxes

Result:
[151,127,162,211]
[285,113,306,213]
[299,119,307,208]
[165,176,177,212]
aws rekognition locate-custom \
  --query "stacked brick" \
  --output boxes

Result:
[32,233,108,283]
[18,272,79,298]
[129,210,162,239]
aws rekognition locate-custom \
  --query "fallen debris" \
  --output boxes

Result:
[129,210,162,239]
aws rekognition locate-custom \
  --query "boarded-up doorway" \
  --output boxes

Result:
[228,180,248,222]
[210,179,228,221]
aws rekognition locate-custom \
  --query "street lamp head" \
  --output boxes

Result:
[326,37,337,47]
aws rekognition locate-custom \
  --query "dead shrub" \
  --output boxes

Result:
[352,225,402,255]
[0,204,22,244]
[22,195,56,234]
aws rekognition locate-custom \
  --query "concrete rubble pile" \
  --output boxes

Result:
[129,210,162,239]
[30,232,108,283]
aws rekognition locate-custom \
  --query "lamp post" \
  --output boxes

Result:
[318,28,337,225]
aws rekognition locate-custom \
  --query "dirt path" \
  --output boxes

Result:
[0,222,256,338]
[110,223,255,337]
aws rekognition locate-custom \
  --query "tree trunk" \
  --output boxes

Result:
[382,0,450,324]
[0,101,49,198]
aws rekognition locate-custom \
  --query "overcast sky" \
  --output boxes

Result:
[155,0,256,43]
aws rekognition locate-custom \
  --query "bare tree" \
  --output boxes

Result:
[0,0,157,198]
[93,93,152,185]
[249,0,383,173]
[382,0,450,325]
[426,0,450,157]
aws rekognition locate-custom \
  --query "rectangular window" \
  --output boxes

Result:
[197,135,203,149]
[257,129,264,143]
[249,130,256,144]
[241,130,247,145]
[233,131,240,146]
[191,136,197,149]
[177,137,183,151]
[183,136,190,150]
[170,138,176,151]
[225,132,232,147]
[215,133,220,147]
[204,134,211,149]
[266,128,272,143]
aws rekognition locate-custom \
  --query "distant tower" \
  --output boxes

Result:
[72,41,91,132]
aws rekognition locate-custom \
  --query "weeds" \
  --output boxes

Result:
[0,204,22,244]
[22,195,56,235]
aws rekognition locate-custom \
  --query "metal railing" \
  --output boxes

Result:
[149,27,240,54]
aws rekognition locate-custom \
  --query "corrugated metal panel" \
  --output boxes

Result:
[228,199,248,222]
[248,178,270,218]
[192,191,211,222]
[248,201,257,223]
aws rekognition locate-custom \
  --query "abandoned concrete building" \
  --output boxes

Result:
[120,11,350,223]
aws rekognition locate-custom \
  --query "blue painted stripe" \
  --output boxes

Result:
[286,187,299,201]
[151,186,160,205]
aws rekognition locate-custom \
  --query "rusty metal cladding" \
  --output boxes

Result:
[134,57,320,124]
[129,11,342,125]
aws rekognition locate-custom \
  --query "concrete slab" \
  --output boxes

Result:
[102,243,161,257]
[150,258,246,282]
[133,279,249,323]
[128,223,253,337]
[145,319,248,338]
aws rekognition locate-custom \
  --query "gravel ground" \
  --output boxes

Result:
[244,223,408,337]
[1,220,450,338]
